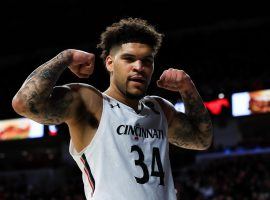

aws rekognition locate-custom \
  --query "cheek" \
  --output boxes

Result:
[115,61,130,73]
[146,67,154,77]
[116,64,132,79]
[113,66,129,84]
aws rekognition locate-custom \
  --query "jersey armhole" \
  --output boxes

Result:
[148,96,169,132]
[69,94,107,157]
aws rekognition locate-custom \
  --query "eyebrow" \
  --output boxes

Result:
[120,53,154,60]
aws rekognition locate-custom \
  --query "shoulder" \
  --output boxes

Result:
[147,95,174,108]
[65,83,103,102]
[146,95,176,113]
[146,95,177,125]
[64,83,103,121]
[65,83,102,96]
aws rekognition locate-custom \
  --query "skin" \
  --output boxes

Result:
[156,69,213,150]
[12,42,212,152]
[104,43,155,111]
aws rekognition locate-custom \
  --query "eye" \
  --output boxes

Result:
[123,57,136,62]
[142,58,153,65]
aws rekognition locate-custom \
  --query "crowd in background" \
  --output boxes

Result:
[1,148,270,199]
[0,166,84,200]
[176,154,270,200]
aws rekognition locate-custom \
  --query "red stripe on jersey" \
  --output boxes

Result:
[80,157,94,195]
[84,167,95,192]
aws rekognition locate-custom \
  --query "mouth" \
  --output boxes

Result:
[128,75,146,84]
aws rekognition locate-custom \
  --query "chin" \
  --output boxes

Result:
[126,91,145,100]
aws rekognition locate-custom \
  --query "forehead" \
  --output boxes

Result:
[117,43,154,56]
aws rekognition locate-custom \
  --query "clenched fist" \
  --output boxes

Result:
[66,49,95,78]
[157,68,193,92]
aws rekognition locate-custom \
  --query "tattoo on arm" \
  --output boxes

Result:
[170,89,213,150]
[42,87,74,125]
[16,50,74,124]
[26,70,38,81]
[182,90,212,132]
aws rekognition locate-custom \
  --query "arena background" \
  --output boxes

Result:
[1,1,270,199]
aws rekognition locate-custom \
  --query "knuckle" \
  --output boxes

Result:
[90,53,95,59]
[179,69,184,73]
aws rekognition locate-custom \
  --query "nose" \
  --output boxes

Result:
[132,60,144,71]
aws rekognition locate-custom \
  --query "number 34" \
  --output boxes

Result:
[131,145,165,186]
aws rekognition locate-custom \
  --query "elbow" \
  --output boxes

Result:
[196,142,211,151]
[199,132,213,151]
[200,142,212,151]
[12,95,27,115]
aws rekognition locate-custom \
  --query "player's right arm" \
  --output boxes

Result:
[12,49,95,125]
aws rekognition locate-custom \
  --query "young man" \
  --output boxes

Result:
[12,18,213,200]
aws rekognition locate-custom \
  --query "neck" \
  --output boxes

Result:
[104,85,141,112]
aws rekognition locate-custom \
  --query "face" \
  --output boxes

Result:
[106,43,154,99]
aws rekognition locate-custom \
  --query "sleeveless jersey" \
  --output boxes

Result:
[69,94,177,200]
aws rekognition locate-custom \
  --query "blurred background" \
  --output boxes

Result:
[1,1,270,199]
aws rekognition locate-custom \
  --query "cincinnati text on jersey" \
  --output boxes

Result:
[116,125,164,139]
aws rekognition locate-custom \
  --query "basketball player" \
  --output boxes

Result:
[12,18,213,200]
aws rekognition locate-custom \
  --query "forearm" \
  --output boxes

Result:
[180,81,213,148]
[13,50,72,116]
[157,68,212,149]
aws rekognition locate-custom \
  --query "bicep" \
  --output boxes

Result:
[154,96,211,150]
[168,111,199,149]
[154,96,204,149]
[28,85,81,125]
[168,111,211,150]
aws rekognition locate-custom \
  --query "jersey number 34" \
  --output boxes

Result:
[131,145,165,186]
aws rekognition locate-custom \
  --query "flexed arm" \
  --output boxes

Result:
[156,68,213,150]
[12,49,95,125]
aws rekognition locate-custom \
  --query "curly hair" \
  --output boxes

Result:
[97,18,163,61]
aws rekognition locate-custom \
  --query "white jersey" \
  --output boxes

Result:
[69,94,177,200]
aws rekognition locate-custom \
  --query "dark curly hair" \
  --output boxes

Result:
[97,18,163,61]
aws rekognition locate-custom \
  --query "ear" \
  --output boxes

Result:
[105,55,114,73]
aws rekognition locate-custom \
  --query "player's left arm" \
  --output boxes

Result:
[156,68,213,150]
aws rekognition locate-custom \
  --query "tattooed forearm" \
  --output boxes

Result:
[40,67,60,80]
[25,70,38,81]
[24,51,69,83]
[13,50,74,124]
[170,84,213,150]
[169,111,212,150]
